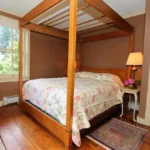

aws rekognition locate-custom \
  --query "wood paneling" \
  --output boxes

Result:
[82,31,131,42]
[20,0,62,26]
[85,0,133,33]
[24,23,68,40]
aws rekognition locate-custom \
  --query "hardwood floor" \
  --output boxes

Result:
[0,105,149,150]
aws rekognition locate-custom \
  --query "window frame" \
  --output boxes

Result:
[0,26,30,83]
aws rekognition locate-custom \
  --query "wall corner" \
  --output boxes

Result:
[137,115,150,126]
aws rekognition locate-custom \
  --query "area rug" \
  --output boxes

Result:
[87,118,148,150]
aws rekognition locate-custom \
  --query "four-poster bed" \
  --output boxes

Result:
[19,0,134,148]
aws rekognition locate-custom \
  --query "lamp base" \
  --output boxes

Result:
[131,66,137,79]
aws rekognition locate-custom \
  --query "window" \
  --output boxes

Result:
[0,16,30,83]
[0,26,19,76]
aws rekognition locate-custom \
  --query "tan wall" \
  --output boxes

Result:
[0,15,145,101]
[30,32,68,79]
[138,0,150,119]
[81,14,145,80]
[0,82,19,101]
[0,32,68,101]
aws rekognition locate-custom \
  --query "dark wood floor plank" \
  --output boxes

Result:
[2,117,38,150]
[0,138,6,150]
[0,117,23,150]
[6,106,66,150]
[0,105,149,150]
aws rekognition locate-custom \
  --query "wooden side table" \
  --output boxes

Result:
[120,87,140,122]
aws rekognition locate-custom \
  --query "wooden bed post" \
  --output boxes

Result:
[66,0,78,147]
[127,33,134,79]
[19,23,23,105]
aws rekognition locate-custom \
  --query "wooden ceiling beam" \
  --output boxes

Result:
[82,30,131,42]
[24,23,68,40]
[20,0,62,26]
[0,11,21,20]
[50,13,84,27]
[63,15,105,31]
[85,0,133,33]
[79,25,114,35]
[41,8,69,25]
[77,21,114,31]
[78,22,114,35]
[46,4,90,26]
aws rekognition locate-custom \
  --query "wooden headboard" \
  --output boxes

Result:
[80,67,128,82]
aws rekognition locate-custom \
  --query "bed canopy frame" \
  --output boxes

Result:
[18,0,134,149]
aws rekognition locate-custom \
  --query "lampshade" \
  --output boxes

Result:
[126,52,143,66]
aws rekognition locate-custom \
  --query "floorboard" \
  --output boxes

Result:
[0,105,150,150]
[0,138,6,150]
[0,118,23,150]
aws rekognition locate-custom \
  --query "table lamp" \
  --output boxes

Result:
[126,52,143,79]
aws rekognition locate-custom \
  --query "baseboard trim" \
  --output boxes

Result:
[137,116,150,126]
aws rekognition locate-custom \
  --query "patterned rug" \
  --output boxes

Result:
[87,118,148,150]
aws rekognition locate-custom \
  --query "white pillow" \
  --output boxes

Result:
[76,72,124,87]
[75,71,95,79]
[94,73,124,87]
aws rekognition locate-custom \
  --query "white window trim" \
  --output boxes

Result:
[0,25,30,83]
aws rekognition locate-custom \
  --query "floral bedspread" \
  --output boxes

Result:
[23,72,124,147]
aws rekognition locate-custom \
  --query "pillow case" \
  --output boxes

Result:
[94,73,124,87]
[75,72,124,87]
[75,71,95,79]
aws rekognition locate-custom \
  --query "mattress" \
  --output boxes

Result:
[23,72,124,147]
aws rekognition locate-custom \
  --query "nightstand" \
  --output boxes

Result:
[120,87,140,122]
